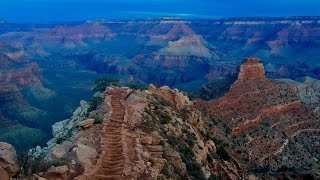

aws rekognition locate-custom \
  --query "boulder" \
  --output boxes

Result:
[43,165,69,180]
[0,142,19,178]
[73,100,90,117]
[52,119,69,138]
[0,167,9,180]
[70,140,98,173]
[47,141,72,161]
[148,84,192,109]
[78,119,95,128]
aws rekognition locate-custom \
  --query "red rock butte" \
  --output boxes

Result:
[237,57,265,81]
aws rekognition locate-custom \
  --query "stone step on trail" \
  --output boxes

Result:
[94,175,122,180]
[94,88,127,179]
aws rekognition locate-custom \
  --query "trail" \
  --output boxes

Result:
[94,88,127,180]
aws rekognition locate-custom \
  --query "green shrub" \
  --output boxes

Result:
[56,137,66,144]
[160,112,172,124]
[161,164,171,177]
[91,115,103,124]
[211,137,229,147]
[223,124,232,136]
[178,145,206,180]
[216,146,230,161]
[180,107,191,119]
[93,77,119,92]
[127,83,147,90]
[160,99,173,107]
[18,152,67,176]
[208,175,220,180]
[167,135,179,146]
[166,135,205,180]
[143,109,157,131]
[154,95,173,107]
[185,131,196,146]
[88,96,103,112]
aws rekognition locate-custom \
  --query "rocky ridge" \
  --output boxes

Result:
[23,84,249,179]
[3,57,320,179]
[195,58,320,177]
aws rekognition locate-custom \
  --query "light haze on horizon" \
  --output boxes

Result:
[0,0,319,22]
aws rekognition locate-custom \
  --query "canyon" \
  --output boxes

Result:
[0,17,320,179]
[0,57,317,179]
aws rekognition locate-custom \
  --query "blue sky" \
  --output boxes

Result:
[0,0,319,22]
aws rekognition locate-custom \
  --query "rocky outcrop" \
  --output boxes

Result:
[158,35,214,58]
[78,119,94,129]
[0,142,19,180]
[237,58,265,81]
[38,22,115,46]
[150,21,196,42]
[195,58,320,176]
[43,165,69,180]
[24,74,318,179]
[278,76,320,106]
[29,85,227,179]
[48,100,90,149]
[147,84,192,109]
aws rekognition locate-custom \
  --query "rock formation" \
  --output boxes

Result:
[9,57,320,179]
[277,76,320,106]
[78,119,95,129]
[0,16,320,178]
[38,22,115,46]
[147,84,192,109]
[157,35,214,58]
[195,58,320,177]
[22,85,246,179]
[1,17,320,152]
[43,166,69,180]
[237,58,265,81]
[0,142,19,180]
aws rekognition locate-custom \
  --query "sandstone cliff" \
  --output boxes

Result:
[21,84,251,180]
[7,57,320,179]
[195,58,320,178]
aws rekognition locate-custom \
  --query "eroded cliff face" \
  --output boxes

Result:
[236,58,265,81]
[0,44,55,152]
[25,85,251,180]
[36,22,116,47]
[2,17,319,90]
[195,58,320,178]
[11,58,320,179]
[277,76,320,107]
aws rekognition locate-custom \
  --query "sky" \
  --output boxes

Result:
[0,0,319,23]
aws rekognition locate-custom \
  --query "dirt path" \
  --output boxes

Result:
[94,88,127,180]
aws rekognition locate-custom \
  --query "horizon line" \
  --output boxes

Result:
[1,15,320,24]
